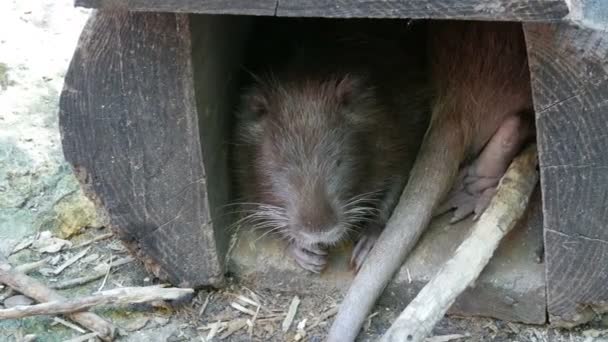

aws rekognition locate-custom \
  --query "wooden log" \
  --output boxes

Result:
[380,145,538,342]
[524,22,608,327]
[74,0,569,21]
[59,11,251,287]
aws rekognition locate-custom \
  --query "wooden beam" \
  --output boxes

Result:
[524,22,608,327]
[276,0,569,21]
[75,0,278,15]
[74,0,569,21]
[59,11,250,288]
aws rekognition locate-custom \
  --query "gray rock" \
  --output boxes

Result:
[3,294,35,308]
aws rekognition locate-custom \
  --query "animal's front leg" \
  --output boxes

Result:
[436,114,533,223]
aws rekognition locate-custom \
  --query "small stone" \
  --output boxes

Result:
[154,317,170,326]
[3,295,34,307]
[600,314,608,328]
[122,317,149,332]
[503,296,516,306]
[22,334,37,342]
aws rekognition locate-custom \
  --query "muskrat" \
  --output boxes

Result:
[234,21,431,273]
[328,21,535,341]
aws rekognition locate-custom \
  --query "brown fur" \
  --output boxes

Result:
[234,23,431,268]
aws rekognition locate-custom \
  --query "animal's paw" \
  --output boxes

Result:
[435,166,499,223]
[350,232,379,273]
[289,242,328,274]
[436,115,532,224]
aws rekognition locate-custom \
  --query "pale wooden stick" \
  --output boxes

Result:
[62,332,99,342]
[71,232,113,249]
[0,258,115,341]
[14,257,49,274]
[380,145,538,342]
[53,247,91,275]
[0,286,194,319]
[51,256,133,290]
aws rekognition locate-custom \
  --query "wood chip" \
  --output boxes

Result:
[80,253,100,264]
[364,311,379,331]
[235,294,259,308]
[294,318,307,340]
[206,320,222,340]
[53,317,87,334]
[309,306,338,330]
[199,292,212,316]
[231,302,257,316]
[53,247,91,275]
[10,234,38,255]
[281,296,300,332]
[62,332,99,342]
[507,322,520,334]
[33,232,72,254]
[425,334,468,342]
[220,319,248,340]
[97,253,113,292]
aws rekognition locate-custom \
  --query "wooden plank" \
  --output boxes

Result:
[276,0,569,20]
[75,0,278,15]
[524,22,608,327]
[59,11,249,287]
[74,0,569,21]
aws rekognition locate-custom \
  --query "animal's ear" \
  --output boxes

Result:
[334,74,365,106]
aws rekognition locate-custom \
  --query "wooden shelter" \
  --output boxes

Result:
[59,0,608,327]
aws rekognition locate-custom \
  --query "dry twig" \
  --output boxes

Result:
[0,256,115,341]
[14,257,49,274]
[51,256,133,290]
[52,247,90,275]
[380,145,538,342]
[0,286,194,319]
[71,233,113,249]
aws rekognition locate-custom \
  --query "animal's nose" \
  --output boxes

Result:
[294,184,338,232]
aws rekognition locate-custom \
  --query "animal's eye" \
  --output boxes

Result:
[335,159,342,167]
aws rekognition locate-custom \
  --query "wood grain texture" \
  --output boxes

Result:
[59,11,248,287]
[524,23,608,327]
[276,0,569,20]
[74,0,569,21]
[75,0,278,15]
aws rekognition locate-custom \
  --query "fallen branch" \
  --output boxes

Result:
[0,257,115,341]
[380,145,538,342]
[0,286,194,319]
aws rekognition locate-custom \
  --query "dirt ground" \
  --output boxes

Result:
[2,229,608,341]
